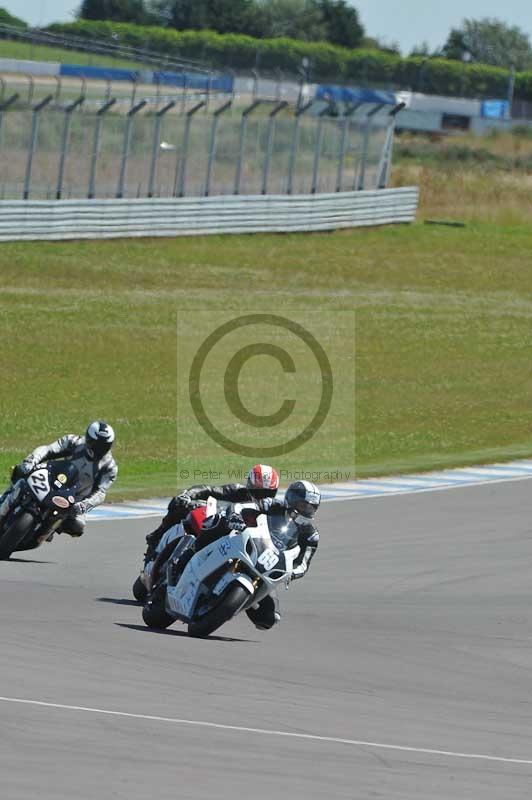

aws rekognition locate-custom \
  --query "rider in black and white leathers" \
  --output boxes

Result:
[0,426,118,537]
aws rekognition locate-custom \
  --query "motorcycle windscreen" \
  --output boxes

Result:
[48,460,80,493]
[266,516,299,550]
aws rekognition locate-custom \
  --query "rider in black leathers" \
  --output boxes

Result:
[144,464,280,560]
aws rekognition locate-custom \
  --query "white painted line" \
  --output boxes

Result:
[0,696,530,767]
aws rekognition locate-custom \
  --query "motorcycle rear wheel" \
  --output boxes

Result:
[188,584,250,638]
[0,512,35,559]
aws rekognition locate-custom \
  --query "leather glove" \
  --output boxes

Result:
[18,460,35,477]
[226,512,246,533]
[72,501,87,516]
[168,491,193,514]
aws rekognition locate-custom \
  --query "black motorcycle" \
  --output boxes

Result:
[0,461,79,559]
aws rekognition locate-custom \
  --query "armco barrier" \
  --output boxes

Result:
[0,188,418,242]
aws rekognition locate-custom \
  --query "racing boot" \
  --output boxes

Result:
[144,525,165,563]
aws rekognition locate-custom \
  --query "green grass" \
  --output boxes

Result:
[1,223,532,501]
[0,38,141,70]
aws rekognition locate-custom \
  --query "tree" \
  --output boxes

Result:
[0,7,28,27]
[79,0,154,24]
[442,18,532,70]
[149,0,258,35]
[253,0,326,41]
[315,0,363,48]
[409,41,442,58]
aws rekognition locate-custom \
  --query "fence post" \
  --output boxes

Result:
[23,94,53,200]
[262,100,288,195]
[335,102,362,193]
[205,99,232,197]
[88,97,116,199]
[311,105,332,195]
[180,73,188,114]
[275,69,283,102]
[205,71,214,113]
[130,74,138,110]
[376,102,405,189]
[0,93,18,153]
[147,100,176,198]
[252,69,259,102]
[356,103,384,191]
[174,100,205,198]
[56,96,84,200]
[116,99,147,199]
[53,74,62,104]
[234,99,262,195]
[287,100,313,195]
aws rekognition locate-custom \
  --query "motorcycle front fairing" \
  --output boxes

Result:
[7,461,79,547]
[165,514,299,623]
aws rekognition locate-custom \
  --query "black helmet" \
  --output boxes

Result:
[284,480,321,519]
[85,421,115,461]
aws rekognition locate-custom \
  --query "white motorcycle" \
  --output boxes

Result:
[142,506,300,638]
[132,498,215,603]
[132,523,184,603]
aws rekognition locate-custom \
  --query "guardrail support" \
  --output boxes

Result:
[88,97,116,199]
[147,100,176,198]
[262,101,288,195]
[56,96,84,200]
[23,94,53,200]
[287,100,313,195]
[116,99,147,199]
[234,99,262,195]
[174,100,205,198]
[205,100,233,197]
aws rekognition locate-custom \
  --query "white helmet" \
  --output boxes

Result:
[85,421,115,461]
[284,480,321,519]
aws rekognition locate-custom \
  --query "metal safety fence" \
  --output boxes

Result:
[0,86,402,201]
[0,189,419,242]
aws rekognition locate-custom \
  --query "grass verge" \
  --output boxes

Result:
[1,221,531,500]
[0,38,140,70]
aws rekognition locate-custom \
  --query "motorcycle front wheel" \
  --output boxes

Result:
[132,575,148,603]
[188,584,250,638]
[0,512,35,559]
[142,599,173,630]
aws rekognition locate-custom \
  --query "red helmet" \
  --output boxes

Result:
[246,464,279,500]
[183,506,207,537]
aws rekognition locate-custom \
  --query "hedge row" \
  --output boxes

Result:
[49,20,532,100]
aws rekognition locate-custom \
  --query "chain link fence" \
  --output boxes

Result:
[0,87,400,200]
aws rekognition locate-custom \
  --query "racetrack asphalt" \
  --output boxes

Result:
[1,480,532,799]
